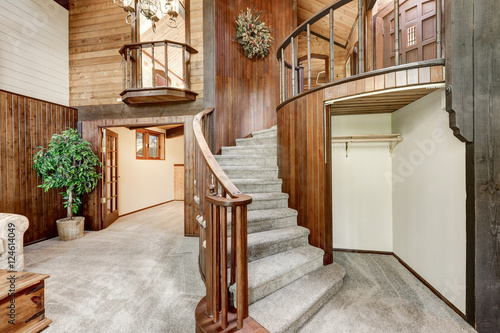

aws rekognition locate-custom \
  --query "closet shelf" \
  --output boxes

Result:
[331,134,403,157]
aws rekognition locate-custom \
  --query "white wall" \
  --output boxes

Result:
[0,0,69,106]
[332,114,393,252]
[391,89,466,313]
[110,127,184,216]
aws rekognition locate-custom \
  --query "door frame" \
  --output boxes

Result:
[81,115,199,237]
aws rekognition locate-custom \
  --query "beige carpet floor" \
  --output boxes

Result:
[24,201,475,333]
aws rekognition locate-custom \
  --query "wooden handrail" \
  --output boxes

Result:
[276,0,352,61]
[194,108,252,330]
[119,39,198,55]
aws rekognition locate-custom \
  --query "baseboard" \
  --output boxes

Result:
[393,253,466,320]
[333,248,466,320]
[118,200,174,218]
[333,248,393,255]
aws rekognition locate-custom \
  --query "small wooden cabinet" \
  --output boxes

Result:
[0,270,51,332]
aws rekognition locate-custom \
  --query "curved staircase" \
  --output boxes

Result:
[215,126,345,333]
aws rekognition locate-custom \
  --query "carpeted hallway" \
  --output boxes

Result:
[24,201,475,333]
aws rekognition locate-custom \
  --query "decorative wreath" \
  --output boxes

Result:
[234,8,273,59]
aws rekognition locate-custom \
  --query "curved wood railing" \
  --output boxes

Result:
[277,0,444,103]
[119,39,198,92]
[193,108,252,330]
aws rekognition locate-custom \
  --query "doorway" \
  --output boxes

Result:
[102,129,119,228]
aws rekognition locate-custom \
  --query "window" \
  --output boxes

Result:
[407,25,417,46]
[136,129,165,160]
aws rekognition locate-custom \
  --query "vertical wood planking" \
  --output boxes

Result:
[277,90,333,264]
[0,90,77,244]
[214,0,294,151]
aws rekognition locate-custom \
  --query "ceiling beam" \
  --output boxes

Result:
[165,125,184,139]
[310,31,347,49]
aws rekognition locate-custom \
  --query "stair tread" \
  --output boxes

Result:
[231,178,282,185]
[220,166,279,171]
[222,144,277,150]
[248,192,289,201]
[252,126,277,136]
[242,246,323,290]
[249,263,346,333]
[246,226,309,248]
[246,208,297,222]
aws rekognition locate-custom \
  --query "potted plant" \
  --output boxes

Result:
[33,128,102,241]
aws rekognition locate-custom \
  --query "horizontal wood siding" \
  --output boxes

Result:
[0,90,78,244]
[277,89,333,264]
[81,115,199,236]
[214,0,295,150]
[0,0,69,106]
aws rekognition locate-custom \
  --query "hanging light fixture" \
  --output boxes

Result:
[113,0,179,32]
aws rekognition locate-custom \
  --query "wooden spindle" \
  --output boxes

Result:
[279,55,283,102]
[152,44,156,87]
[183,46,187,89]
[230,207,236,286]
[164,42,169,87]
[206,201,213,317]
[394,0,400,66]
[285,66,288,100]
[436,0,442,58]
[281,49,285,102]
[212,203,221,323]
[126,49,131,89]
[138,46,143,88]
[122,54,126,90]
[358,0,364,73]
[236,205,248,329]
[329,8,335,82]
[221,206,228,329]
[291,36,296,96]
[307,23,312,89]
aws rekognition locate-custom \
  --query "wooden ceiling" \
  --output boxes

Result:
[297,0,358,47]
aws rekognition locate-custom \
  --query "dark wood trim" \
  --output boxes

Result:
[195,297,269,333]
[53,0,69,10]
[393,253,467,320]
[465,142,476,326]
[165,125,185,139]
[333,248,393,255]
[174,164,185,166]
[118,200,175,218]
[276,58,445,112]
[310,31,347,49]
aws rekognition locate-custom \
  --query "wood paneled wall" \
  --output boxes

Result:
[214,0,295,150]
[0,90,78,244]
[277,90,333,264]
[81,115,199,236]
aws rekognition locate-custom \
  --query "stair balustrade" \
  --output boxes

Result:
[193,108,252,330]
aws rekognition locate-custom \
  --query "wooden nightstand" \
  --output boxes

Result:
[0,270,52,332]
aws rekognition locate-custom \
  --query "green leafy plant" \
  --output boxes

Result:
[234,7,273,59]
[33,128,102,220]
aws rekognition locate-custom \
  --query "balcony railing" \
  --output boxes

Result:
[118,40,198,104]
[277,0,444,103]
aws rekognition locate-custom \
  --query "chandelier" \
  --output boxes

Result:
[113,0,179,32]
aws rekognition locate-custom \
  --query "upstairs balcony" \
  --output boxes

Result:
[119,39,198,105]
[277,0,444,114]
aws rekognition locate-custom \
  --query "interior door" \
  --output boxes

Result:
[102,129,119,228]
[174,164,185,201]
[382,0,441,67]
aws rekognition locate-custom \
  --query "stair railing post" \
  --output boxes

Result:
[358,0,364,73]
[307,23,312,89]
[436,0,442,58]
[236,205,249,329]
[220,205,228,329]
[291,36,296,96]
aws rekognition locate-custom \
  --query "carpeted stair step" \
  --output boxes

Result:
[236,136,277,147]
[247,193,289,211]
[220,166,279,179]
[228,208,298,234]
[215,155,277,167]
[229,246,324,306]
[251,126,277,138]
[249,263,346,333]
[221,144,277,156]
[228,226,310,263]
[231,178,282,193]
